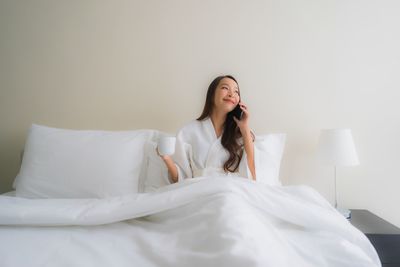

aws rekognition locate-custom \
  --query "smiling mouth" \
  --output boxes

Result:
[223,99,235,105]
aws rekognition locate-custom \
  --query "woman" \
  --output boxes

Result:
[159,75,256,183]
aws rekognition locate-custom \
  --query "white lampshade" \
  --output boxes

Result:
[316,129,360,166]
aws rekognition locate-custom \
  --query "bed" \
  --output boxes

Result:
[0,124,381,267]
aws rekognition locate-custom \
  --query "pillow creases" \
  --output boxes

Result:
[14,124,156,198]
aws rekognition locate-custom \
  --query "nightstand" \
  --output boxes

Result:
[349,209,400,267]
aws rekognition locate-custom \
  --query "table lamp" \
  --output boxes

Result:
[316,129,360,219]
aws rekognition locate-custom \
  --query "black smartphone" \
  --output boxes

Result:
[231,104,243,120]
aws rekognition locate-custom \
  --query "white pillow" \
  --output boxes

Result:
[253,133,286,186]
[14,124,156,198]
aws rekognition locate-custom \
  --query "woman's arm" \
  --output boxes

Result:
[157,151,179,183]
[157,129,193,183]
[233,102,256,181]
[241,129,256,180]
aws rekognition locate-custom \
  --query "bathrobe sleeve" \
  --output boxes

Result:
[238,131,257,181]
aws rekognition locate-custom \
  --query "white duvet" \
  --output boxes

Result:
[0,177,380,267]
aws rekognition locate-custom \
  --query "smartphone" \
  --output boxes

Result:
[231,104,243,120]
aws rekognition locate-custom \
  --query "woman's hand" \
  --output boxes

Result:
[156,147,169,161]
[156,147,179,183]
[233,102,250,133]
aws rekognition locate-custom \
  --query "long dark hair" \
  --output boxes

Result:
[197,75,244,173]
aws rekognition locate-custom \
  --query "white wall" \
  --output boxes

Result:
[0,0,399,226]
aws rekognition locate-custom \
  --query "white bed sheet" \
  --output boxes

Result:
[1,191,16,197]
[0,177,381,267]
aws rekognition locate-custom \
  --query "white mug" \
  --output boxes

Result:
[157,136,176,156]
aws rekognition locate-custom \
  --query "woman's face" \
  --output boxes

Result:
[212,77,240,114]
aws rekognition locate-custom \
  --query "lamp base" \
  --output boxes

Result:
[337,207,351,219]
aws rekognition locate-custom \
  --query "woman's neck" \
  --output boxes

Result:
[210,111,226,138]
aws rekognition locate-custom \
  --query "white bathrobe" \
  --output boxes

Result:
[172,117,252,182]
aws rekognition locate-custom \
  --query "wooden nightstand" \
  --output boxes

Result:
[349,209,400,267]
